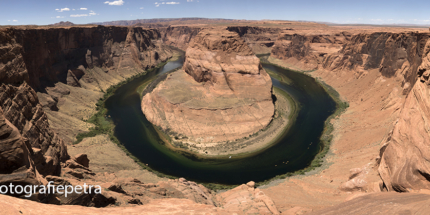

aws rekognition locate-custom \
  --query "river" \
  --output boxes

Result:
[104,55,336,185]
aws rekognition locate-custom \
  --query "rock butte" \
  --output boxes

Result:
[141,28,274,144]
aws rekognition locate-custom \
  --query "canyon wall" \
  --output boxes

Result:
[2,26,169,90]
[161,26,202,51]
[0,25,173,204]
[270,30,430,193]
[378,38,430,192]
[271,31,351,70]
[161,26,280,54]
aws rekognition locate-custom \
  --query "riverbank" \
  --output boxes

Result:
[261,56,396,212]
[153,86,298,159]
[266,56,349,171]
[71,54,182,179]
[77,50,341,189]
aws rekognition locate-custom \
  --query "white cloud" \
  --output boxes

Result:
[56,16,65,18]
[55,8,70,12]
[13,20,18,22]
[155,1,179,6]
[70,14,88,17]
[80,8,88,10]
[89,10,97,16]
[104,0,124,6]
[140,7,144,9]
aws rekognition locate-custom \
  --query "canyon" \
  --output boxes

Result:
[1,19,430,214]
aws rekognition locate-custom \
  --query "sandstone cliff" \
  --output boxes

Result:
[322,32,426,90]
[227,26,280,54]
[2,26,168,90]
[161,26,202,51]
[1,26,173,143]
[317,32,430,192]
[161,25,280,54]
[0,25,173,205]
[0,83,68,176]
[271,31,350,71]
[142,28,274,144]
[378,37,430,192]
[263,27,430,213]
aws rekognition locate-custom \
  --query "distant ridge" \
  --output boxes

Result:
[317,21,429,28]
[91,18,251,26]
[50,21,75,26]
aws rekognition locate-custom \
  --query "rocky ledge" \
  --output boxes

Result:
[141,28,274,145]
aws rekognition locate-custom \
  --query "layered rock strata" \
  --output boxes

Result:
[1,26,170,90]
[1,26,173,143]
[142,28,274,144]
[269,30,430,199]
[271,31,351,71]
[378,38,430,191]
[0,25,173,205]
[161,25,280,54]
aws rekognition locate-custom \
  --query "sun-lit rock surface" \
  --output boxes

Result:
[142,28,274,144]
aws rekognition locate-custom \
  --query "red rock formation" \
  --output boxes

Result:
[322,32,424,89]
[271,30,430,193]
[2,26,166,90]
[271,32,350,71]
[142,28,274,143]
[308,192,430,215]
[161,25,280,54]
[0,179,280,214]
[0,25,173,206]
[161,26,203,51]
[227,26,280,54]
[0,83,68,176]
[378,38,430,191]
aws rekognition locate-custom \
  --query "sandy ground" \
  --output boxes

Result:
[67,134,166,183]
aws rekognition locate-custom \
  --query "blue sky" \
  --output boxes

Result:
[1,0,429,26]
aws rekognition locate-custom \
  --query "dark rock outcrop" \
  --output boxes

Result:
[1,26,169,90]
[0,83,68,176]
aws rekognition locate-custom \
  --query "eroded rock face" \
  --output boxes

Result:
[0,83,68,176]
[322,32,426,93]
[1,26,170,91]
[270,30,430,193]
[142,28,274,143]
[161,25,280,54]
[271,32,350,71]
[378,41,430,191]
[161,26,203,51]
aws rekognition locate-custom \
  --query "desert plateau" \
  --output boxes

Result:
[2,0,430,214]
